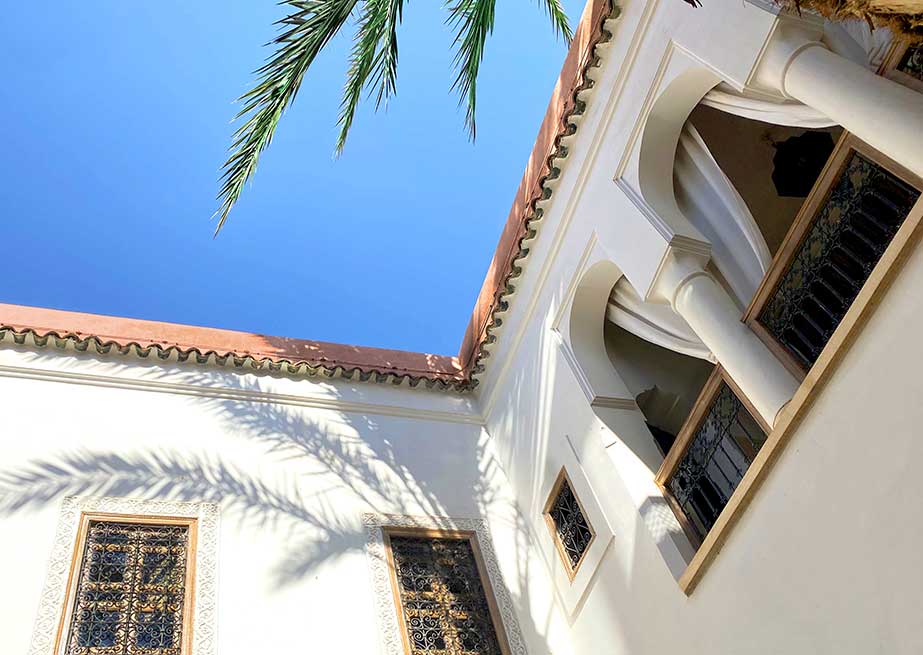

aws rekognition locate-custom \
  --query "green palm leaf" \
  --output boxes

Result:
[215,0,572,234]
[336,0,404,155]
[216,0,359,234]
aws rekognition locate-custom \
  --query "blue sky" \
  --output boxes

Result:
[0,2,584,355]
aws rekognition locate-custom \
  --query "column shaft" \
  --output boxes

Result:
[784,45,923,177]
[673,273,799,427]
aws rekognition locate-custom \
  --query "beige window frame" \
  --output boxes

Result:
[743,131,923,378]
[655,366,768,550]
[880,42,923,94]
[54,512,199,655]
[541,467,596,581]
[382,527,513,655]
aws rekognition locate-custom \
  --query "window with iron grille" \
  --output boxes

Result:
[543,470,594,577]
[62,518,193,655]
[755,143,921,371]
[386,531,510,655]
[656,369,768,546]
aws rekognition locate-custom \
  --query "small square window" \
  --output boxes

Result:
[543,469,595,578]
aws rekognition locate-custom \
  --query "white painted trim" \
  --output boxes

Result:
[28,496,220,655]
[551,232,600,334]
[0,363,484,426]
[362,513,527,655]
[478,0,675,418]
[538,436,615,618]
[591,396,639,411]
[558,336,596,405]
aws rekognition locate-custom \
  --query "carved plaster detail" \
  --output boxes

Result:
[28,496,220,655]
[363,513,527,655]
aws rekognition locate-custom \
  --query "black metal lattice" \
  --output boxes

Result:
[759,152,920,369]
[667,383,767,544]
[66,521,189,655]
[546,478,593,570]
[389,535,504,655]
[898,45,923,82]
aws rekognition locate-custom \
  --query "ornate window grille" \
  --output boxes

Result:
[384,530,511,655]
[542,469,594,577]
[59,516,195,655]
[746,133,922,375]
[656,368,768,546]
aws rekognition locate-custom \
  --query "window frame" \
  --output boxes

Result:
[54,512,199,655]
[655,366,769,549]
[381,526,513,655]
[541,467,597,581]
[743,131,923,379]
[880,42,923,94]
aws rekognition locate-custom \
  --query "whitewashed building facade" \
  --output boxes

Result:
[3,1,923,653]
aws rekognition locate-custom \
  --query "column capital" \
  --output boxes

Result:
[750,14,826,99]
[648,247,711,307]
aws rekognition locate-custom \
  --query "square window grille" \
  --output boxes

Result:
[543,470,594,577]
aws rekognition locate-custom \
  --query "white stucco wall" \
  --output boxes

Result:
[472,0,923,651]
[483,221,923,655]
[0,350,570,655]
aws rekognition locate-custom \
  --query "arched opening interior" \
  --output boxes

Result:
[687,103,843,259]
[604,321,713,458]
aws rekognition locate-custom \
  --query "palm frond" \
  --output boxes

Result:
[216,0,359,234]
[538,0,573,43]
[446,0,496,140]
[336,0,405,155]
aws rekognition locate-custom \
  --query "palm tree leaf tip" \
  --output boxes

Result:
[214,0,573,233]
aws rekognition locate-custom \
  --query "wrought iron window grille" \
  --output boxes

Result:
[542,469,595,578]
[746,133,922,377]
[58,516,195,655]
[656,368,768,547]
[385,529,511,655]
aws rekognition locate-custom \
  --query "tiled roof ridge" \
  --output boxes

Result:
[0,0,618,394]
[0,304,466,391]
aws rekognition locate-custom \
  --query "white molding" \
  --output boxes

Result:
[591,396,638,411]
[537,436,615,618]
[28,496,220,655]
[362,513,527,655]
[0,363,484,426]
[558,336,596,405]
[478,0,670,417]
[550,232,600,334]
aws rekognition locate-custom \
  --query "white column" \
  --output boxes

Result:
[782,44,923,177]
[667,269,799,428]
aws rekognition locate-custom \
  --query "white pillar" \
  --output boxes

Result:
[782,44,923,177]
[666,269,799,428]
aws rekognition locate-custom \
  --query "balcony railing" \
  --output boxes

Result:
[745,133,922,376]
[655,368,768,547]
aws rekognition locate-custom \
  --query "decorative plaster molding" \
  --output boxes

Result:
[0,362,483,426]
[550,231,600,334]
[591,396,639,411]
[536,436,615,617]
[558,336,597,405]
[362,513,527,655]
[28,496,220,655]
